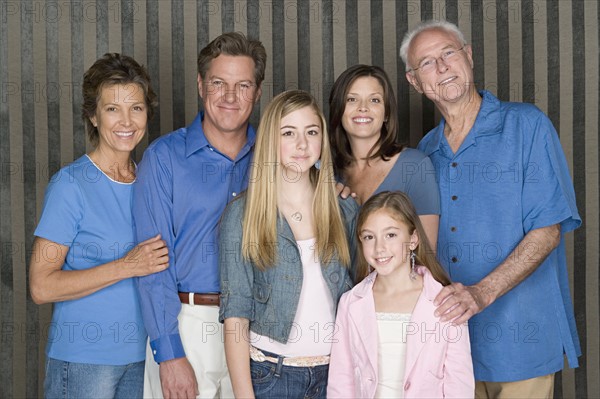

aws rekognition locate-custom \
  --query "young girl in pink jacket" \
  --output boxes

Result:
[328,191,474,398]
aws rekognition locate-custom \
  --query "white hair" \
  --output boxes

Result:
[399,20,467,72]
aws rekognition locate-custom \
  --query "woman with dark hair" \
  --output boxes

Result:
[329,64,440,246]
[30,53,168,399]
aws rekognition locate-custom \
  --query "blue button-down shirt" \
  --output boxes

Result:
[132,113,255,362]
[418,91,581,382]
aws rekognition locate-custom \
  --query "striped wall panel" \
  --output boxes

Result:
[0,1,597,397]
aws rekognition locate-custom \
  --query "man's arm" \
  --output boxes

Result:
[434,224,561,324]
[133,146,198,397]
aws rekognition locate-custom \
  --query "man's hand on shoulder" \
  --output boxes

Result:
[433,282,494,324]
[159,357,198,399]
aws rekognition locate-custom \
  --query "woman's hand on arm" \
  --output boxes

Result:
[224,317,255,399]
[29,234,168,304]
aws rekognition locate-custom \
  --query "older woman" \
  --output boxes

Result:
[329,64,440,247]
[30,53,168,399]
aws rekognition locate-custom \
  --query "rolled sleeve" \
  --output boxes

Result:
[218,198,255,322]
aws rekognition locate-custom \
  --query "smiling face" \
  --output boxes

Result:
[341,76,386,144]
[198,54,262,137]
[359,209,419,277]
[279,105,323,179]
[90,83,147,155]
[405,27,475,106]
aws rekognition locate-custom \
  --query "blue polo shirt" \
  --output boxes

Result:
[418,91,581,382]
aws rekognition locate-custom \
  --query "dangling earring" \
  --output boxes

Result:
[409,249,417,280]
[314,159,321,170]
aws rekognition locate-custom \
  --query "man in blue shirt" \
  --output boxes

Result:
[400,20,581,397]
[133,32,266,398]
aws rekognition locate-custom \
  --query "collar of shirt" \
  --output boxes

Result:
[184,112,257,159]
[420,90,504,159]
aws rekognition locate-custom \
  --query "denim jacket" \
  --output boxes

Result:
[218,194,358,344]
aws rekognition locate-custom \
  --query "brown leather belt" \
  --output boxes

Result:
[178,292,220,306]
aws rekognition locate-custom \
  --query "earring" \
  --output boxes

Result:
[314,159,321,170]
[409,249,417,280]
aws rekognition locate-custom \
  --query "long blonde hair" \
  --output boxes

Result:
[355,191,450,285]
[242,90,351,270]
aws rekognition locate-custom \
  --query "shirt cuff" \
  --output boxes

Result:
[149,334,186,363]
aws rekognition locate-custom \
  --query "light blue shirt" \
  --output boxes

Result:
[418,91,581,382]
[373,148,440,215]
[132,113,255,363]
[34,155,146,365]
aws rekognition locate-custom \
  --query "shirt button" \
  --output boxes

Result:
[232,192,237,197]
[451,162,458,167]
[450,226,456,232]
[404,381,411,390]
[451,257,458,263]
[451,195,458,201]
[153,350,157,355]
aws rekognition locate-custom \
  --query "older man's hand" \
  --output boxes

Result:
[433,282,492,324]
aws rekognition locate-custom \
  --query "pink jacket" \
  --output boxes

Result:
[327,267,474,398]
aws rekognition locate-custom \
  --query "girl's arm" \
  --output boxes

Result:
[443,321,475,398]
[327,295,357,398]
[30,235,168,304]
[224,317,254,399]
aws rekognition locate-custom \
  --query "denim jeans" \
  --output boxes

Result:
[250,350,328,399]
[44,357,144,399]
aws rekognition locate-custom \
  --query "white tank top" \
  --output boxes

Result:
[375,312,411,398]
[251,238,335,357]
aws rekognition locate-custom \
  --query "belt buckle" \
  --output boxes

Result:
[188,292,195,307]
[250,346,267,362]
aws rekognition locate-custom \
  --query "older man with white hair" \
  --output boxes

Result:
[402,20,581,398]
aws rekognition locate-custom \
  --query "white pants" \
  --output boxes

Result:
[143,304,233,398]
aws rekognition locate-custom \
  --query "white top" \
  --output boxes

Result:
[375,312,411,399]
[251,238,335,357]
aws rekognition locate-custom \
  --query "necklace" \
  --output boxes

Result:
[279,189,311,223]
[290,211,302,222]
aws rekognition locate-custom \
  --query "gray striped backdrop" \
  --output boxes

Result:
[0,0,598,397]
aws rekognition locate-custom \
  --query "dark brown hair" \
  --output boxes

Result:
[355,191,450,286]
[197,32,266,86]
[328,64,405,173]
[82,53,157,147]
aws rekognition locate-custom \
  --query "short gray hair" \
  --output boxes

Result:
[399,20,467,72]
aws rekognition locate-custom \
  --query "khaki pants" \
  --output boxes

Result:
[475,374,555,399]
[143,304,233,399]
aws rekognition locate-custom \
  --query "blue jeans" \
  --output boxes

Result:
[250,350,328,399]
[44,357,144,399]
